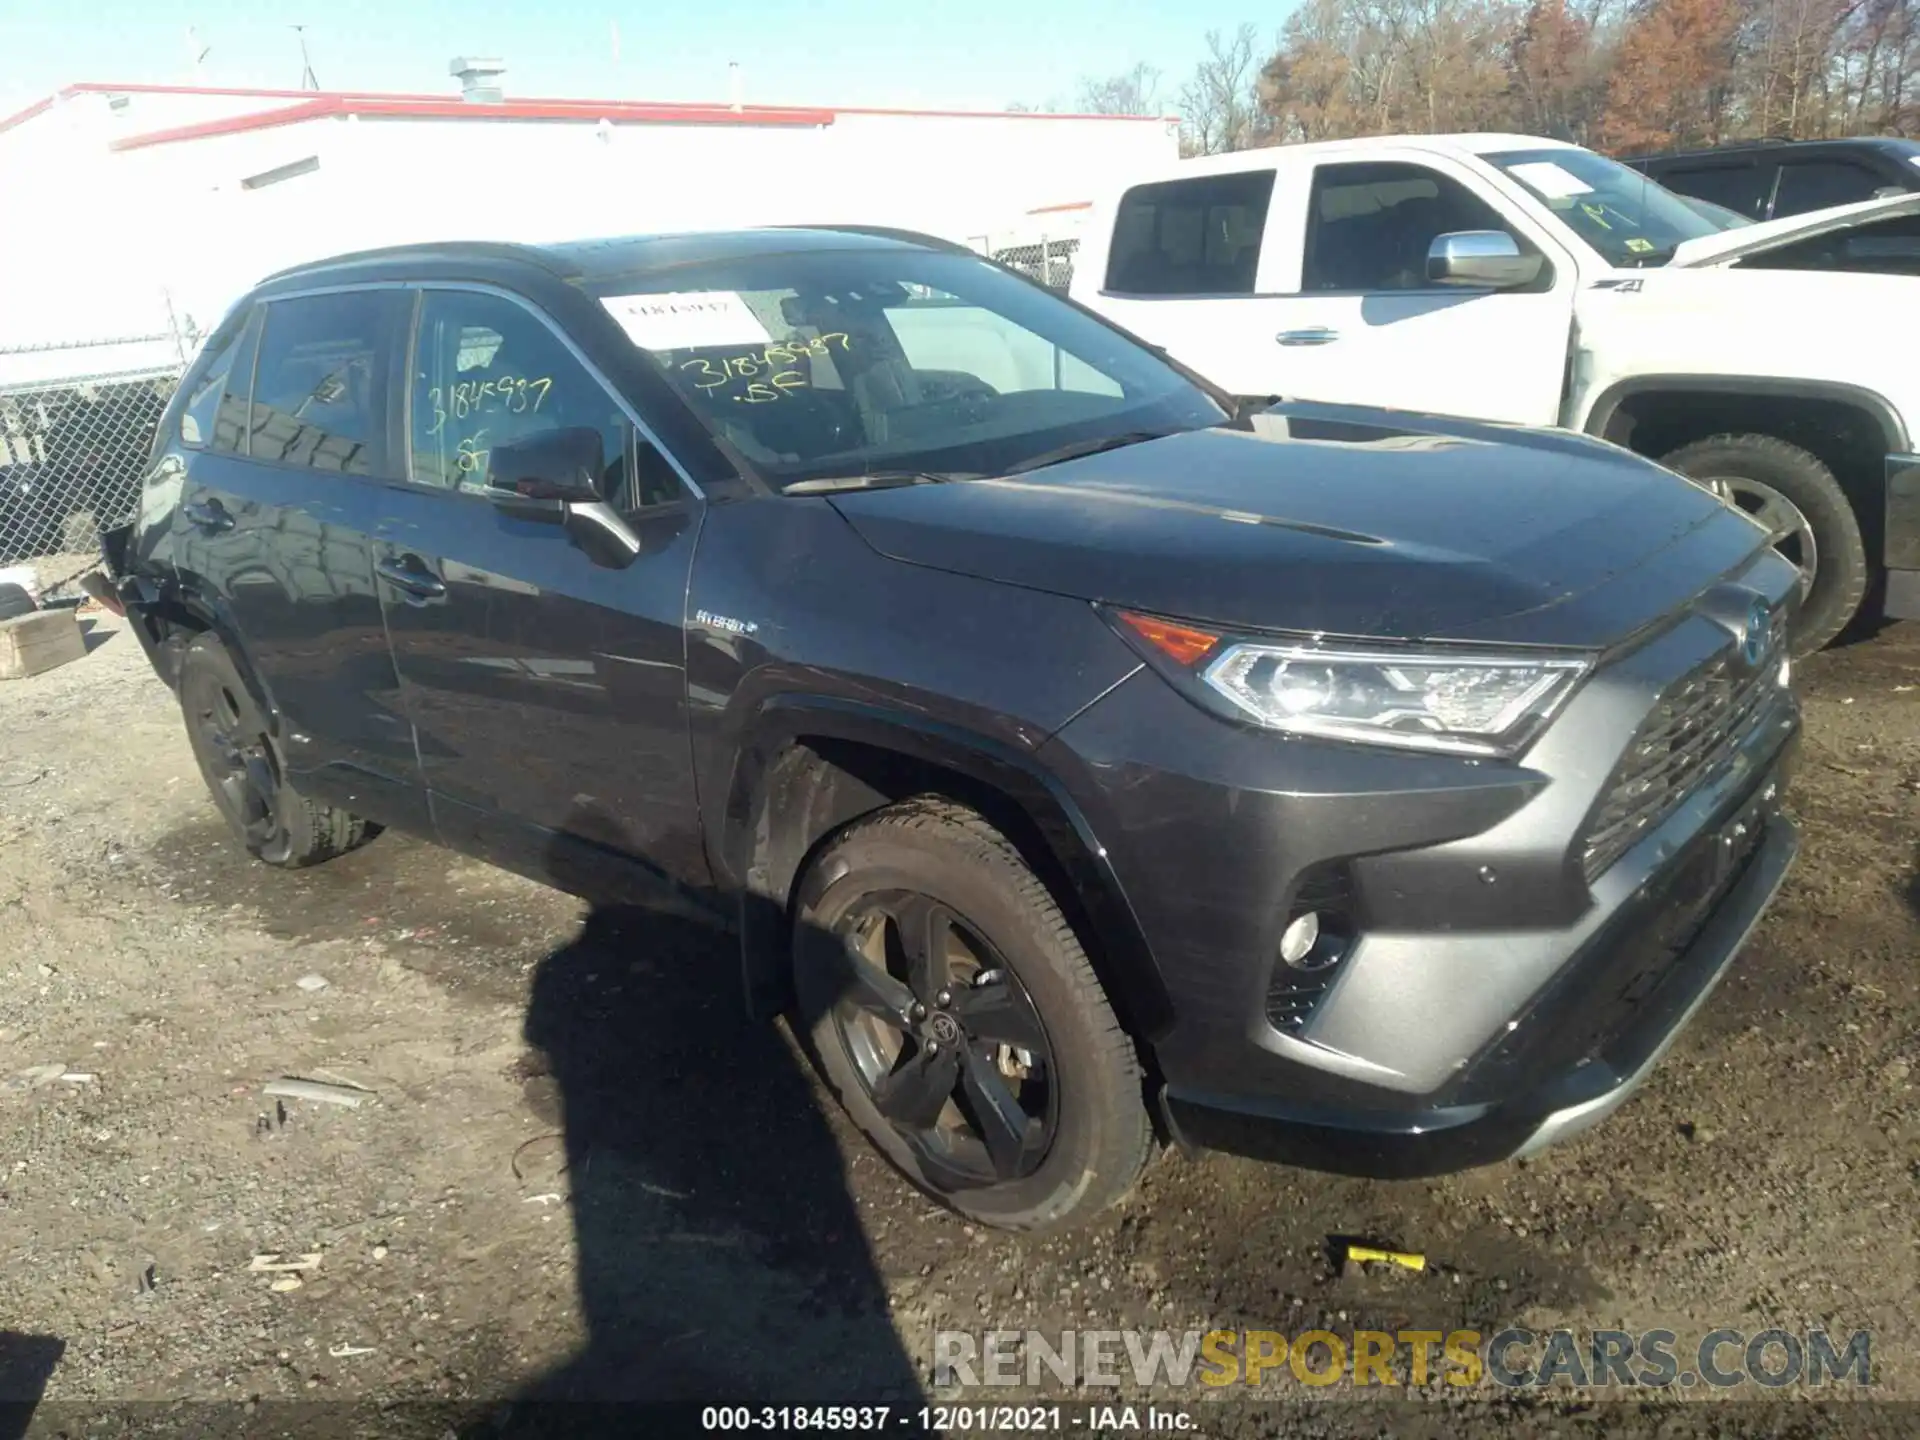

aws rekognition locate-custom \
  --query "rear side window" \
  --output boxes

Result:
[1303,162,1522,292]
[1659,163,1776,220]
[1772,160,1888,217]
[178,312,255,454]
[248,292,404,477]
[1105,171,1274,296]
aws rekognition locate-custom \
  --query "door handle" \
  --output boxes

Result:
[181,498,234,532]
[376,556,447,600]
[1276,328,1341,347]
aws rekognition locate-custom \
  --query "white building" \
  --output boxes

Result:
[0,68,1176,360]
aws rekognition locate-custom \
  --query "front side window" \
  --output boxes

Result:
[1659,163,1776,220]
[1487,147,1719,268]
[1772,160,1886,217]
[1303,162,1525,292]
[594,246,1224,491]
[249,292,403,476]
[410,291,684,509]
[1105,171,1274,296]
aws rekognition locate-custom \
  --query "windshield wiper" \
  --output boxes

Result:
[1003,430,1182,475]
[783,470,980,496]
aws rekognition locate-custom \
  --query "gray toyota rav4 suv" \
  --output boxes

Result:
[98,228,1801,1229]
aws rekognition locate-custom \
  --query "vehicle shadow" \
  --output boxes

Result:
[77,616,116,654]
[473,821,927,1437]
[0,1331,64,1440]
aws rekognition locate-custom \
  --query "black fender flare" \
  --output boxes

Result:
[722,694,1174,1040]
[1580,374,1910,454]
[146,577,281,730]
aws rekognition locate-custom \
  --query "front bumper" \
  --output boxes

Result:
[1884,452,1920,619]
[1160,772,1795,1177]
[1041,554,1802,1180]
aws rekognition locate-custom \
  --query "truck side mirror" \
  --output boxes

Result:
[1428,231,1544,289]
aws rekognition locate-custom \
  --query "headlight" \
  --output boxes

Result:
[1110,610,1591,757]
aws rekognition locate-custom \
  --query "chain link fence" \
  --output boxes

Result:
[0,333,190,595]
[974,236,1079,291]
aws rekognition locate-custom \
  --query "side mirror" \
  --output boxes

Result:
[485,426,644,569]
[1427,231,1544,289]
[485,427,605,522]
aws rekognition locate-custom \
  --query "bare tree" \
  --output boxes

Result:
[1179,24,1269,153]
[1242,0,1913,153]
[1075,62,1165,116]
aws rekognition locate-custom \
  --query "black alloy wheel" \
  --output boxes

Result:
[828,890,1057,1189]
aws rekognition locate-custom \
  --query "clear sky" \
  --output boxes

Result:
[0,0,1267,118]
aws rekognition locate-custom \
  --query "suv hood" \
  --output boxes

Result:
[828,403,1775,650]
[1668,191,1920,267]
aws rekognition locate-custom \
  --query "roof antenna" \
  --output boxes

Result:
[291,24,320,91]
[729,60,743,112]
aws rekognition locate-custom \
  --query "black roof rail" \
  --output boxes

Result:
[771,223,975,256]
[260,239,569,284]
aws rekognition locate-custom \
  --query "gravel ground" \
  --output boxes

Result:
[1,607,1916,1438]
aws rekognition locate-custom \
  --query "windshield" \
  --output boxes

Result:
[1486,148,1722,268]
[591,246,1226,491]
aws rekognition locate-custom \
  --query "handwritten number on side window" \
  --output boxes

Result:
[425,375,553,433]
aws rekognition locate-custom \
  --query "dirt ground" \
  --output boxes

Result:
[2,605,1916,1437]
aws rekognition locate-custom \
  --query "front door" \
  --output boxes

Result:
[373,286,707,898]
[1254,155,1577,426]
[168,289,431,832]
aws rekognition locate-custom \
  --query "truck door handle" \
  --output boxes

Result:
[181,498,234,532]
[1276,328,1340,347]
[376,556,447,600]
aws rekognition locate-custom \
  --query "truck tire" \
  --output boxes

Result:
[0,583,33,621]
[178,633,379,868]
[1660,434,1868,656]
[790,799,1153,1232]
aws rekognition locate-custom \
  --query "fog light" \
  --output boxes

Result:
[1778,657,1791,687]
[1279,911,1321,968]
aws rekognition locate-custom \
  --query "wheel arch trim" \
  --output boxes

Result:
[1580,374,1909,454]
[722,693,1175,1039]
[152,580,281,729]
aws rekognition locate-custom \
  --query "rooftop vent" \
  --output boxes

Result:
[450,56,505,104]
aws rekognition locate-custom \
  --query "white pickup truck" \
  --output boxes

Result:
[1065,134,1920,652]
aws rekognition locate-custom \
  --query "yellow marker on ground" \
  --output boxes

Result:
[1346,1245,1426,1272]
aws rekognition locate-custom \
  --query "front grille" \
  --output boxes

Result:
[1461,810,1767,1103]
[1581,623,1784,880]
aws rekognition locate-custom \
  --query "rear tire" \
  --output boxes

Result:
[791,799,1152,1232]
[1660,433,1868,656]
[178,634,378,868]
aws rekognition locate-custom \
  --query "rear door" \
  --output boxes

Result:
[1081,167,1288,399]
[1249,153,1578,425]
[168,288,429,831]
[373,285,708,896]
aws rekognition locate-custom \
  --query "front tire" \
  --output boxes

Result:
[178,634,378,868]
[791,800,1153,1232]
[1660,433,1868,656]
